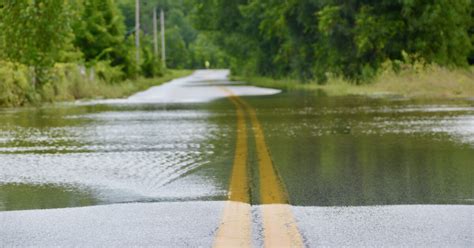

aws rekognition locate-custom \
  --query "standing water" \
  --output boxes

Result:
[0,70,472,210]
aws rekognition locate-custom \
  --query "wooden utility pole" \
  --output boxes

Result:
[135,0,140,68]
[153,8,158,57]
[160,8,166,67]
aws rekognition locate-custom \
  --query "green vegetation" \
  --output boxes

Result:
[47,68,193,102]
[234,65,474,99]
[0,61,33,107]
[0,1,226,107]
[193,0,473,84]
[0,1,472,107]
[0,59,191,107]
[74,0,138,79]
[0,0,76,86]
[117,0,230,69]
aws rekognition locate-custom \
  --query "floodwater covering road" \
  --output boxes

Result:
[0,70,473,247]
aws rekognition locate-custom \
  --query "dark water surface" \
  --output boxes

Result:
[0,90,473,211]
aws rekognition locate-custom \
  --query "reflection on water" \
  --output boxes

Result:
[247,93,474,206]
[0,103,235,211]
[0,184,97,210]
[0,90,473,210]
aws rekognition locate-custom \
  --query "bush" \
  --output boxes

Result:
[49,63,94,100]
[0,59,190,107]
[93,60,125,84]
[0,61,36,107]
[141,47,163,78]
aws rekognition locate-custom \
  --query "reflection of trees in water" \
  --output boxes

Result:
[0,106,100,155]
[0,102,233,209]
[251,94,473,206]
[0,184,97,211]
[275,130,472,206]
[0,106,105,211]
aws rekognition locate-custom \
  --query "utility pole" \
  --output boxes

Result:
[160,8,166,68]
[153,8,158,57]
[135,0,140,69]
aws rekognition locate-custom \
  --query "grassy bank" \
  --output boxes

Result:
[51,69,193,101]
[233,65,474,99]
[0,60,193,107]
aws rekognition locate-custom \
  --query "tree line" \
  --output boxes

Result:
[0,0,229,87]
[118,0,230,70]
[192,0,473,83]
[0,0,472,88]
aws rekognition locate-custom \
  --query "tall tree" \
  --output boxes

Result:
[118,0,224,69]
[0,0,74,85]
[74,0,133,75]
[192,0,472,82]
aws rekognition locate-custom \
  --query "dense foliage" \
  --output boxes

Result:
[117,0,229,69]
[0,0,229,85]
[193,0,473,83]
[73,0,138,78]
[0,0,207,106]
[0,0,472,106]
[0,0,76,85]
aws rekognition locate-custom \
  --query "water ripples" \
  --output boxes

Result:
[0,109,223,201]
[263,105,474,146]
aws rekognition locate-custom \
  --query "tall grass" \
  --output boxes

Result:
[0,61,35,107]
[359,64,474,98]
[0,60,193,107]
[233,64,474,99]
[48,64,192,101]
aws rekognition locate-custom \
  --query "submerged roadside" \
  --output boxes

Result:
[233,65,474,99]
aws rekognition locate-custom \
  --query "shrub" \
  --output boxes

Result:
[0,61,35,107]
[141,47,163,78]
[93,60,125,84]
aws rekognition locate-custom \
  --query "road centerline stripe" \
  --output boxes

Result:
[237,97,304,248]
[214,89,252,248]
[215,87,304,248]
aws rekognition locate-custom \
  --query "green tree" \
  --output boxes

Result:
[141,36,163,77]
[316,0,472,82]
[118,0,225,69]
[0,0,74,86]
[192,0,472,82]
[74,0,136,78]
[189,34,230,68]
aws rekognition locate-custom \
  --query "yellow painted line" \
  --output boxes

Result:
[214,90,252,248]
[239,100,288,204]
[214,201,252,247]
[226,95,250,203]
[237,97,304,248]
[215,87,304,248]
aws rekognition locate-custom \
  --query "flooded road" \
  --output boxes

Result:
[0,70,473,246]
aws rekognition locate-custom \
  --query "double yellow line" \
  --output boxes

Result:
[214,88,304,247]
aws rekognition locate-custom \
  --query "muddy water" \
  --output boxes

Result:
[0,74,473,211]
